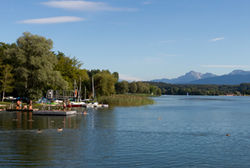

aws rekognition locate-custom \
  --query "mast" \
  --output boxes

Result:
[74,79,77,101]
[84,86,87,100]
[92,76,95,100]
[78,77,81,101]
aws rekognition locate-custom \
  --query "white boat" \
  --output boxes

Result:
[85,102,109,108]
[69,102,86,107]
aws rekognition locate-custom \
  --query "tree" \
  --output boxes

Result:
[87,69,101,78]
[6,32,67,99]
[150,85,158,95]
[136,82,150,94]
[94,71,116,97]
[0,64,14,101]
[55,51,83,89]
[115,81,129,94]
[0,42,8,60]
[112,72,119,82]
[129,82,137,93]
[156,88,162,96]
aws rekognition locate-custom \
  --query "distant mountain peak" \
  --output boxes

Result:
[185,71,203,79]
[151,69,250,85]
[151,70,216,84]
[229,70,250,75]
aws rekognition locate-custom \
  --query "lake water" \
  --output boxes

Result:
[1,95,250,168]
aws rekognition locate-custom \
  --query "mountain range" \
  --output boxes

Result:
[151,70,250,85]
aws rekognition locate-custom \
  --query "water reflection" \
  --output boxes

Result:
[0,108,118,167]
[2,96,250,167]
[0,111,83,130]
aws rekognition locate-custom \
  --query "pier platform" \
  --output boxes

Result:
[33,110,77,116]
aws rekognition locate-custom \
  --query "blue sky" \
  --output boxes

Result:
[1,0,250,81]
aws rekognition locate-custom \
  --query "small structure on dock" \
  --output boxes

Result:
[47,90,77,101]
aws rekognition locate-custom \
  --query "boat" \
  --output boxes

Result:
[33,110,76,116]
[84,102,109,108]
[68,102,86,107]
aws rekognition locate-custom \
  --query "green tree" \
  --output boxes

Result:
[94,71,116,97]
[129,82,137,93]
[112,72,119,82]
[6,32,67,99]
[115,81,129,94]
[136,82,150,94]
[149,85,158,95]
[156,88,162,96]
[87,69,101,78]
[55,51,83,89]
[0,64,14,101]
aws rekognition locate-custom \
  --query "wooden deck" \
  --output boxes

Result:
[33,110,77,116]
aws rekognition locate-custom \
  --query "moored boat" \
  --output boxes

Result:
[68,102,86,107]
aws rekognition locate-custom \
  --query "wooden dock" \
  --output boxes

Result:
[33,110,77,116]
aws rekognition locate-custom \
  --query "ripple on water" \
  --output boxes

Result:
[1,96,250,167]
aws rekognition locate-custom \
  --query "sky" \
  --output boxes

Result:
[1,0,250,81]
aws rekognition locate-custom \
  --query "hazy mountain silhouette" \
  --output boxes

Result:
[152,71,216,84]
[152,70,250,85]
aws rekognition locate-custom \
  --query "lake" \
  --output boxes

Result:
[1,95,250,168]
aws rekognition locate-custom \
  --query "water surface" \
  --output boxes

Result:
[1,96,250,168]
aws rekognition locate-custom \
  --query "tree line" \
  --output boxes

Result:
[149,82,250,96]
[0,32,161,100]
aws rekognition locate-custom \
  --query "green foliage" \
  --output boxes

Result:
[156,88,162,95]
[148,82,250,96]
[55,51,84,89]
[87,69,101,78]
[94,70,116,97]
[129,82,137,93]
[5,32,67,99]
[115,81,129,94]
[149,85,158,95]
[0,32,161,102]
[136,82,150,94]
[0,64,14,100]
[112,72,119,82]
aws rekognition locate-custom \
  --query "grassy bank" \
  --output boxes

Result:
[98,94,154,107]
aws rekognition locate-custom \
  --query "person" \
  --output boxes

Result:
[28,100,33,110]
[83,111,87,115]
[23,105,28,110]
[16,100,21,110]
[63,100,66,111]
[67,100,72,110]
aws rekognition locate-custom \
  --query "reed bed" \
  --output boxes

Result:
[98,94,154,107]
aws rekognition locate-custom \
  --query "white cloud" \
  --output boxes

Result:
[119,74,143,81]
[42,0,136,12]
[210,37,224,42]
[143,1,152,5]
[18,16,84,24]
[201,65,249,68]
